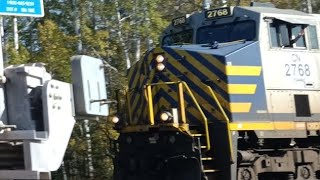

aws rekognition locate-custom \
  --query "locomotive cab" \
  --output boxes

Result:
[160,5,320,123]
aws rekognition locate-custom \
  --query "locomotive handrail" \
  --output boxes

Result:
[144,81,211,151]
[205,85,234,162]
[181,81,211,151]
[146,85,155,125]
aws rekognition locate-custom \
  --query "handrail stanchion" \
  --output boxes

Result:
[206,86,234,162]
[146,85,155,125]
[182,82,211,151]
[143,81,211,151]
[178,82,186,124]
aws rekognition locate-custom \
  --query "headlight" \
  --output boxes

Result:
[160,111,173,121]
[111,116,119,123]
[155,55,165,63]
[156,63,165,71]
[154,54,166,71]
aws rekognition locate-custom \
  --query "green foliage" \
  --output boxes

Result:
[5,42,30,65]
[36,20,76,82]
[313,0,320,13]
[90,120,118,179]
[270,0,301,9]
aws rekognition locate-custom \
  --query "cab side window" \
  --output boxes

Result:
[269,20,306,48]
[291,25,306,48]
[270,23,279,47]
[308,25,319,49]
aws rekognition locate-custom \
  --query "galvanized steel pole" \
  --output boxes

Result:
[13,17,19,51]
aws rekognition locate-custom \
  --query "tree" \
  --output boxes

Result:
[313,0,320,13]
[36,20,76,82]
[4,42,30,65]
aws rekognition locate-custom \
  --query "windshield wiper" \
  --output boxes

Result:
[171,42,192,46]
[202,39,246,49]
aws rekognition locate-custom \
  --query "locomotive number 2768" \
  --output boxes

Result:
[285,64,311,76]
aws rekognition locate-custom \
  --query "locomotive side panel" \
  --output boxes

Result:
[259,12,320,122]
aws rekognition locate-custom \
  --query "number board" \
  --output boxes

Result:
[172,16,187,26]
[205,7,232,19]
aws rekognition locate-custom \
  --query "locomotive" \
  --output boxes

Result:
[114,3,320,180]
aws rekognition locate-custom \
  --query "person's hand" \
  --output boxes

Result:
[299,29,305,36]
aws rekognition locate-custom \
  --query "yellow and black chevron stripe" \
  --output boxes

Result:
[127,45,263,124]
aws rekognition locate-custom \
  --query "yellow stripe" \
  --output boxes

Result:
[273,122,295,130]
[152,85,180,117]
[170,50,230,106]
[129,49,165,124]
[199,104,225,120]
[130,93,143,124]
[127,64,138,89]
[200,53,226,72]
[142,49,260,117]
[226,66,262,76]
[201,54,262,76]
[173,49,229,93]
[160,68,225,118]
[155,97,170,112]
[228,84,257,94]
[127,60,140,80]
[147,85,155,125]
[130,61,142,89]
[154,55,247,114]
[155,84,224,120]
[229,103,251,113]
[230,122,306,130]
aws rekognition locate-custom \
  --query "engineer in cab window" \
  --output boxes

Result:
[290,28,305,45]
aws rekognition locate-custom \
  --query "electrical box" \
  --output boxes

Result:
[71,55,109,117]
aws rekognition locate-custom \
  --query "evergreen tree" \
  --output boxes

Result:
[4,42,30,65]
[36,20,76,82]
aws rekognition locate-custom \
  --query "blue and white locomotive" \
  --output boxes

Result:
[115,3,320,180]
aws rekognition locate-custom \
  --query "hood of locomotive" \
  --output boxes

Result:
[127,41,266,125]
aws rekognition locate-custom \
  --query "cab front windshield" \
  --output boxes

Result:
[196,20,256,44]
[162,29,193,46]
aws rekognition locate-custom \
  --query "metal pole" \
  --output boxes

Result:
[0,17,3,38]
[84,120,94,178]
[13,17,19,51]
